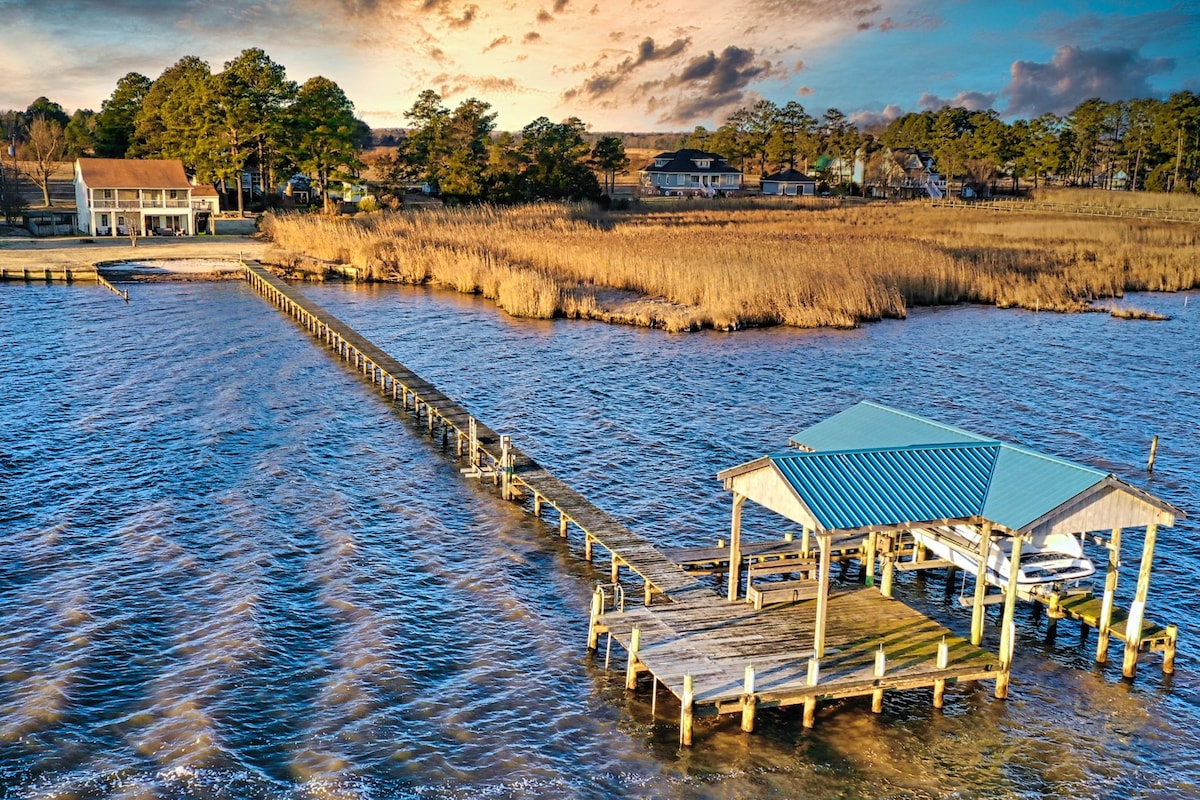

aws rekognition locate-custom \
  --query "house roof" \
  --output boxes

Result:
[720,401,1181,535]
[76,158,193,189]
[762,169,816,183]
[640,149,741,175]
[191,183,219,197]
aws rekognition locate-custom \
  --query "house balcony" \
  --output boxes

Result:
[91,198,193,210]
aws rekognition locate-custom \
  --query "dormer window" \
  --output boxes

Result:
[694,159,711,168]
[654,158,668,167]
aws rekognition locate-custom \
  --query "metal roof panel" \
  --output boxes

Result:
[789,401,993,452]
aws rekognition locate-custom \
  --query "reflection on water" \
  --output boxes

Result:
[1,280,1197,799]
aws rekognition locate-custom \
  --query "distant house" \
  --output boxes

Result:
[879,148,946,198]
[761,168,818,196]
[74,158,213,236]
[639,149,743,195]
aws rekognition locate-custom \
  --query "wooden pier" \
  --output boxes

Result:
[241,262,1178,747]
[242,262,708,606]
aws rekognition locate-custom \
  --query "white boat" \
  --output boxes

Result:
[910,524,1095,594]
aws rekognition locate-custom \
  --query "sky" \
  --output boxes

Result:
[1,0,1199,132]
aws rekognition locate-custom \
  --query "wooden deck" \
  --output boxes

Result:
[597,587,1000,740]
[243,262,709,604]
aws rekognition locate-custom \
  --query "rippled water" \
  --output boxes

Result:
[2,279,1197,799]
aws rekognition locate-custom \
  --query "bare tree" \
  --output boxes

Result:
[19,116,67,206]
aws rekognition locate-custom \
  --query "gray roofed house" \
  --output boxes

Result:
[761,168,818,196]
[638,149,743,196]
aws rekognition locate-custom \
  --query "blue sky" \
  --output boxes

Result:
[1,0,1197,131]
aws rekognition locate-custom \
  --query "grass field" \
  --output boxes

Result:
[261,197,1199,331]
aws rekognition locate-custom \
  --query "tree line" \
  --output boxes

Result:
[3,52,1198,225]
[680,93,1200,195]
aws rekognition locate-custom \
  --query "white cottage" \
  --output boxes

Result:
[74,158,215,237]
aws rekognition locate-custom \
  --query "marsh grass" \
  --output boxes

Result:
[261,200,1199,330]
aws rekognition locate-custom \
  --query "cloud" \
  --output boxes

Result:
[563,36,691,101]
[848,103,903,129]
[447,4,478,28]
[523,31,542,43]
[918,90,997,112]
[483,35,510,53]
[657,46,776,123]
[1002,45,1175,117]
[554,0,569,11]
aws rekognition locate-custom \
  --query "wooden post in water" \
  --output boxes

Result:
[625,625,641,689]
[741,664,757,732]
[995,534,1022,699]
[1164,625,1178,674]
[610,554,620,583]
[1123,523,1158,678]
[587,587,603,650]
[971,523,994,646]
[801,526,812,558]
[680,674,695,747]
[933,636,949,709]
[500,435,512,500]
[559,510,569,538]
[1147,435,1159,472]
[727,493,746,602]
[872,644,887,712]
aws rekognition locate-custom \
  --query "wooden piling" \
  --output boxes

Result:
[625,625,641,690]
[970,523,993,646]
[741,665,757,732]
[872,644,887,712]
[1147,435,1159,472]
[863,531,877,587]
[1123,523,1158,678]
[727,494,745,602]
[995,535,1022,699]
[681,674,695,746]
[933,636,949,709]
[587,587,603,650]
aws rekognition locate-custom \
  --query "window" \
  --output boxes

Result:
[695,159,711,168]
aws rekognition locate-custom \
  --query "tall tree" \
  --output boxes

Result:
[64,109,96,158]
[19,116,66,206]
[518,116,600,201]
[94,72,151,157]
[217,48,296,213]
[285,76,364,212]
[131,58,210,159]
[590,135,629,194]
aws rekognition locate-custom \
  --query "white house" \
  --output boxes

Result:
[761,168,818,196]
[74,158,215,237]
[639,149,743,195]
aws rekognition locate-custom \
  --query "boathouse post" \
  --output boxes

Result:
[880,535,895,598]
[801,526,812,558]
[625,625,641,689]
[995,534,1023,699]
[680,674,695,746]
[500,435,512,500]
[1122,523,1158,677]
[1099,527,1123,666]
[971,522,994,646]
[727,493,746,602]
[813,532,833,657]
[863,531,877,587]
[741,665,757,732]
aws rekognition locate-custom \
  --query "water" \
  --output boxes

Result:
[1,279,1197,799]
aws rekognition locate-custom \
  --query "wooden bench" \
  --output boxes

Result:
[745,558,819,610]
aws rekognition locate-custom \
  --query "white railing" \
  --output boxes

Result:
[91,198,192,210]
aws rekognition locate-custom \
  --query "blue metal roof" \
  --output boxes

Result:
[789,401,991,451]
[761,401,1151,532]
[771,443,998,530]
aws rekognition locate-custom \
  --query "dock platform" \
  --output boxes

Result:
[596,587,1000,743]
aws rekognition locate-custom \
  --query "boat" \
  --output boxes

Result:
[910,524,1095,595]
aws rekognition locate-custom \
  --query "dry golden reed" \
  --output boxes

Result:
[260,198,1198,331]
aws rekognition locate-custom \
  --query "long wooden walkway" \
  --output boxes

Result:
[242,262,709,604]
